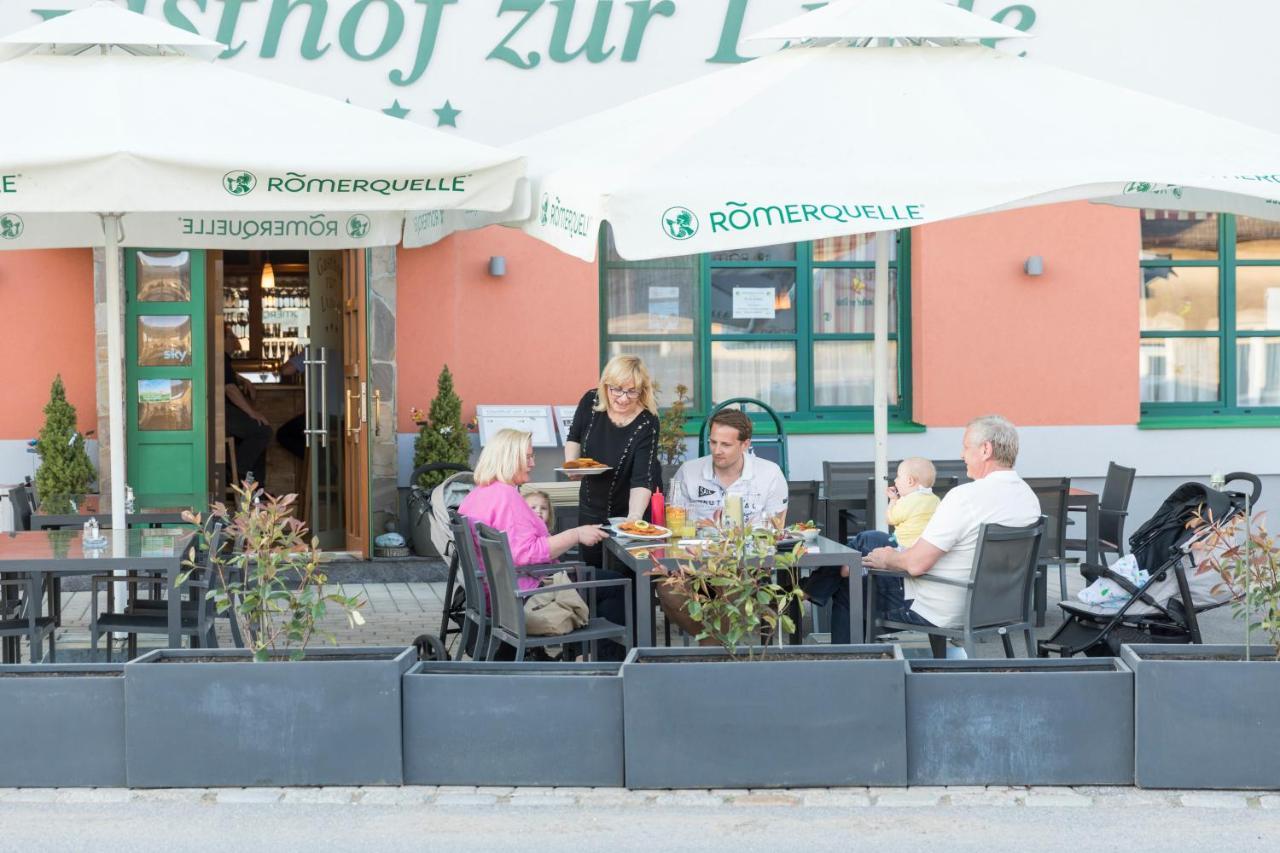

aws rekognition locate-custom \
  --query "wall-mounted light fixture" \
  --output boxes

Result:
[1023,255,1045,277]
[488,256,507,277]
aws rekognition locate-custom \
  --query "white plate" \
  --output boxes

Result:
[554,466,612,476]
[610,524,672,540]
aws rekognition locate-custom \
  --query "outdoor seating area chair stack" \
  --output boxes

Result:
[473,521,632,663]
[868,518,1046,659]
[1066,462,1136,569]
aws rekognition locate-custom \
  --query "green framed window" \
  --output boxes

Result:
[600,227,911,424]
[1140,211,1280,418]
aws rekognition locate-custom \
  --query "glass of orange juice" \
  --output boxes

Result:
[666,505,688,538]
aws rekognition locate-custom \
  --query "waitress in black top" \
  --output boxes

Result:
[565,354,661,567]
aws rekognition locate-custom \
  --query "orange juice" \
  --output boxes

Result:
[666,505,690,537]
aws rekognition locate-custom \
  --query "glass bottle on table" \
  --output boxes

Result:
[724,494,743,529]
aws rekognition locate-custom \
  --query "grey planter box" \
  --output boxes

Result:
[1122,644,1280,789]
[404,661,624,786]
[622,645,906,788]
[0,664,125,787]
[124,647,415,788]
[906,657,1133,786]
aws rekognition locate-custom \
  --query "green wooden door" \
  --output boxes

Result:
[125,249,207,510]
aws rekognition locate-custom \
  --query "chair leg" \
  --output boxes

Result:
[999,628,1015,659]
[927,635,947,659]
[458,619,473,661]
[1058,560,1069,602]
[514,641,525,663]
[484,634,499,661]
[1024,629,1037,657]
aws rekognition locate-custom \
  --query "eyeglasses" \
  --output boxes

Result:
[607,386,641,400]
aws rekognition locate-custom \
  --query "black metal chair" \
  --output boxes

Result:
[867,518,1045,659]
[474,522,631,662]
[0,573,55,663]
[822,461,876,541]
[8,484,33,532]
[1065,462,1136,565]
[89,524,226,660]
[785,480,819,527]
[1026,477,1073,620]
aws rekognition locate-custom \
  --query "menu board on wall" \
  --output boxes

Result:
[476,405,559,447]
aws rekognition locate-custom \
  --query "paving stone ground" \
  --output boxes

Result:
[0,786,1273,809]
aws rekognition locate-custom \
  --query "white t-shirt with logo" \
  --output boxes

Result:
[907,469,1041,628]
[670,453,789,527]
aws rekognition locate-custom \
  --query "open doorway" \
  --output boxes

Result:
[208,249,369,553]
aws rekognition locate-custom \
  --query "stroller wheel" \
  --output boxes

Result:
[413,633,449,661]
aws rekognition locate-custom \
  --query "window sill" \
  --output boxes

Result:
[680,420,926,436]
[1138,415,1280,430]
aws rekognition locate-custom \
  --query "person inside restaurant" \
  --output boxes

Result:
[564,354,662,567]
[223,322,274,489]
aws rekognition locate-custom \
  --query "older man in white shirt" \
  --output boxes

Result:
[827,415,1041,653]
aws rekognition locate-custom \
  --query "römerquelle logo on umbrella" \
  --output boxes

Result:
[224,170,475,197]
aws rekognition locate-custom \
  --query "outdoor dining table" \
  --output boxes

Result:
[31,495,191,530]
[0,528,197,662]
[602,533,863,648]
[1066,487,1101,566]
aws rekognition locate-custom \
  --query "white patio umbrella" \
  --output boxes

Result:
[0,2,525,530]
[496,0,1280,526]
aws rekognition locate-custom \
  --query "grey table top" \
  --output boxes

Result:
[0,529,196,572]
[603,533,860,571]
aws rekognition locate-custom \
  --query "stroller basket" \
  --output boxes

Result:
[1040,472,1261,658]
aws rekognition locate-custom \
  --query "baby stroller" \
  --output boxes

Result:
[1039,472,1262,657]
[405,463,474,660]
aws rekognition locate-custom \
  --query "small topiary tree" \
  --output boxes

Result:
[412,364,471,492]
[34,375,96,514]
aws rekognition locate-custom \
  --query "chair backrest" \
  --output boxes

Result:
[966,518,1045,630]
[786,480,819,527]
[1024,477,1070,561]
[932,459,971,484]
[7,485,32,531]
[473,522,524,640]
[1099,461,1137,544]
[823,461,876,500]
[448,511,488,618]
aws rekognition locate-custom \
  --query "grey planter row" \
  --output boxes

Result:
[3,644,1277,788]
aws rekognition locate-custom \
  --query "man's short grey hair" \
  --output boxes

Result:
[966,415,1019,467]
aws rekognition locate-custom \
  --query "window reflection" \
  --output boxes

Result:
[813,341,898,406]
[813,268,897,335]
[1139,339,1218,403]
[137,379,193,431]
[136,251,192,302]
[1139,268,1219,332]
[711,341,796,411]
[709,269,796,334]
[137,315,192,366]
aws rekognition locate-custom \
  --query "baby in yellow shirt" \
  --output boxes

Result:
[884,457,940,548]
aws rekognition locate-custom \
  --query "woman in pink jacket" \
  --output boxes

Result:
[458,428,625,658]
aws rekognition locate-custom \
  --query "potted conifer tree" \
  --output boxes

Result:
[33,374,95,514]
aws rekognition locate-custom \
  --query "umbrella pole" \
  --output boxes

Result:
[103,214,127,533]
[872,230,891,530]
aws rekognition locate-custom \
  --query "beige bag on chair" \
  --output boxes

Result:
[523,571,590,636]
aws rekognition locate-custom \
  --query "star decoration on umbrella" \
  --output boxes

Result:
[433,100,462,128]
[382,99,410,119]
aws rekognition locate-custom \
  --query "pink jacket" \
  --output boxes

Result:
[458,482,549,592]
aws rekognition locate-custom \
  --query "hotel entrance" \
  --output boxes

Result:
[124,248,371,554]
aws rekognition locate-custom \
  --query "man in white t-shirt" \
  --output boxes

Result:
[829,415,1041,647]
[661,409,789,642]
[668,409,789,529]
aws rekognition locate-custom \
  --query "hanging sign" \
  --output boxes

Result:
[476,405,559,447]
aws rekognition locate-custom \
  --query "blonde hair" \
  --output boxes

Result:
[593,354,659,416]
[522,489,556,530]
[473,428,532,487]
[897,457,937,488]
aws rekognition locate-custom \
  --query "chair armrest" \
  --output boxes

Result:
[515,578,630,598]
[896,571,973,589]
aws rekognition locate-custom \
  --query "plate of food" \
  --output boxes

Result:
[785,520,822,542]
[611,519,672,540]
[555,457,613,475]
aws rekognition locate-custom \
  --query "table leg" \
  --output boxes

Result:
[1086,498,1100,567]
[167,564,181,649]
[850,569,864,646]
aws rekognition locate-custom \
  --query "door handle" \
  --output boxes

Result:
[346,388,363,439]
[304,347,329,448]
[360,381,368,425]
